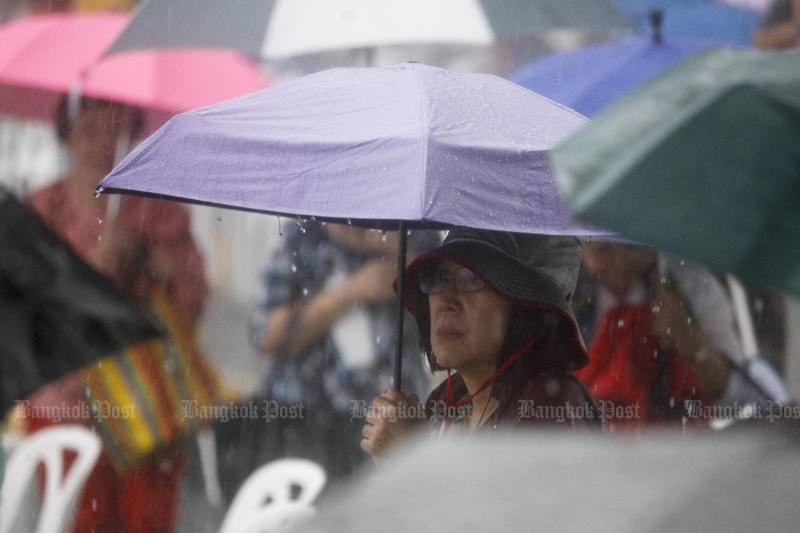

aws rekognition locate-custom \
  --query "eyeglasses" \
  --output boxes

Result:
[418,267,485,295]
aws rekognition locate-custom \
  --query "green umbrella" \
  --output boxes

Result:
[551,48,800,295]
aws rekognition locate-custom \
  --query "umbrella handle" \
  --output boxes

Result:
[393,221,408,392]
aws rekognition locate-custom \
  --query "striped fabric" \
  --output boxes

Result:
[81,290,223,472]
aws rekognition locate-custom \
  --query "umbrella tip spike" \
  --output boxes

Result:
[649,8,663,45]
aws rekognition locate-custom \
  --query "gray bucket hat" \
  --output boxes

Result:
[403,227,588,370]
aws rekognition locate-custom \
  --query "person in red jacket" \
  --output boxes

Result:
[574,240,738,427]
[360,227,600,466]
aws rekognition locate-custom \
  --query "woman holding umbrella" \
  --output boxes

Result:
[361,227,601,465]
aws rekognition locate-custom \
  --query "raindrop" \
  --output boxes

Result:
[617,319,625,328]
[291,263,298,273]
[666,327,672,335]
[376,335,382,344]
[346,218,352,225]
[687,317,692,325]
[381,231,387,242]
[587,236,592,244]
[94,186,104,198]
[97,235,102,242]
[278,217,283,236]
[97,217,103,225]
[545,378,561,397]
[679,260,685,266]
[92,499,97,511]
[653,350,658,359]
[652,305,660,313]
[302,288,308,296]
[669,397,675,408]
[660,277,668,285]
[216,217,222,223]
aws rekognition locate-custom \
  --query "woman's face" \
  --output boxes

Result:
[428,259,512,376]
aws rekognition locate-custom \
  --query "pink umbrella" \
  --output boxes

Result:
[0,12,125,120]
[81,48,270,114]
[0,12,270,121]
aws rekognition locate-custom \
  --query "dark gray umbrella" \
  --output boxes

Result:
[301,429,800,532]
[106,0,631,60]
[0,187,159,415]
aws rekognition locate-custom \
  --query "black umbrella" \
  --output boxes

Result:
[0,187,159,415]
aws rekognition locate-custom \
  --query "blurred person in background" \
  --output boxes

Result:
[229,222,439,491]
[574,240,775,427]
[21,96,209,533]
[752,0,800,48]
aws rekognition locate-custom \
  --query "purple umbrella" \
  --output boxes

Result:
[99,62,602,389]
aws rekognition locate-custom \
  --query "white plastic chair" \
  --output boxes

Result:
[0,425,102,533]
[218,458,326,533]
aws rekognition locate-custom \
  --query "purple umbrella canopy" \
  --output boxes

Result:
[100,62,604,389]
[100,62,601,236]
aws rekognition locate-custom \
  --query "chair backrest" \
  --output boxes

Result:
[218,458,326,533]
[0,425,102,533]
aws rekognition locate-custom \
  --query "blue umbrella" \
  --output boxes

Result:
[614,0,762,44]
[511,33,723,117]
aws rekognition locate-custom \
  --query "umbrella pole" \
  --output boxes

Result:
[393,221,408,392]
